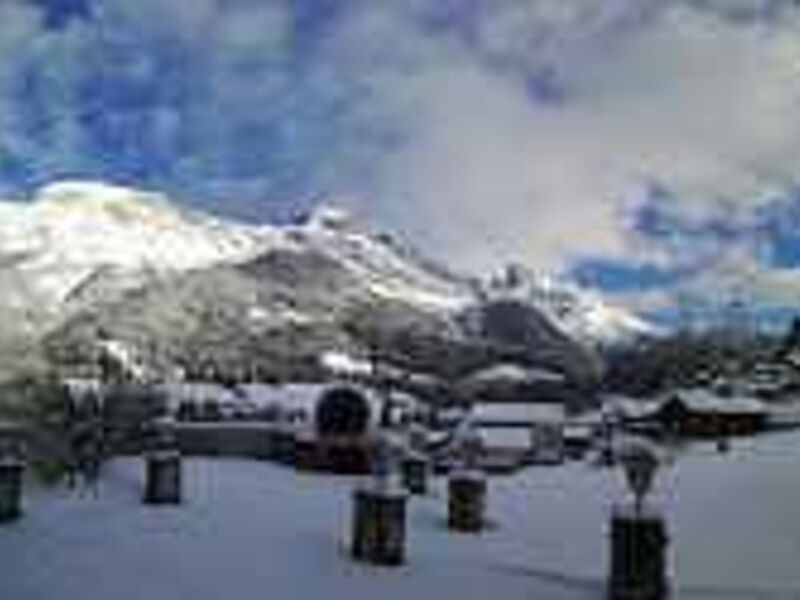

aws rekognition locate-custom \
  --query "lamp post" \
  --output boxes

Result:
[621,441,658,516]
[400,422,430,495]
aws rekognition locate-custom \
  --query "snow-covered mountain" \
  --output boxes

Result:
[0,181,652,381]
[485,264,657,345]
[284,204,471,312]
[0,181,469,326]
[0,181,271,303]
[0,181,276,344]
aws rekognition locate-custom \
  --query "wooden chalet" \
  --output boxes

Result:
[643,389,768,438]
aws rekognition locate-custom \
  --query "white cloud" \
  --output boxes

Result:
[0,0,800,311]
[331,1,800,277]
[366,63,635,271]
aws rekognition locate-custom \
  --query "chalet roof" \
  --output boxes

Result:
[476,426,532,450]
[161,381,244,408]
[563,423,593,440]
[600,394,659,420]
[458,364,572,405]
[462,363,566,386]
[663,389,767,415]
[472,402,565,425]
[319,351,373,376]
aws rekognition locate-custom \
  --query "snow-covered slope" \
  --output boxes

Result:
[0,182,469,320]
[0,181,647,342]
[0,181,277,306]
[485,265,657,345]
[0,182,651,384]
[285,204,471,311]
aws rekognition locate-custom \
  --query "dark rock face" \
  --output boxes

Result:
[479,299,602,386]
[238,248,359,296]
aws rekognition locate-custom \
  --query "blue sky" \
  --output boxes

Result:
[4,0,800,328]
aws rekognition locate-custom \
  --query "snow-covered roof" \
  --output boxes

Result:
[600,395,658,420]
[563,423,593,440]
[320,351,373,377]
[567,409,605,427]
[160,382,244,408]
[471,402,564,425]
[666,389,767,415]
[463,363,565,386]
[477,426,531,450]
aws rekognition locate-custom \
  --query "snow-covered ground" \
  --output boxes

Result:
[2,431,800,599]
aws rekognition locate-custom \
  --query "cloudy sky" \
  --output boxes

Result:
[3,0,800,326]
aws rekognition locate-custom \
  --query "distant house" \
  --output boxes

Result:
[164,382,254,421]
[643,389,768,437]
[598,394,659,424]
[562,422,594,459]
[162,381,408,473]
[164,381,411,426]
[458,363,576,464]
[458,363,580,406]
[744,362,799,399]
[471,401,565,428]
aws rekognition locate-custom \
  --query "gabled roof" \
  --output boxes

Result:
[663,389,767,415]
[600,394,659,420]
[472,402,565,425]
[462,363,566,386]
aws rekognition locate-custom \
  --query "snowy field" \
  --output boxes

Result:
[2,431,800,600]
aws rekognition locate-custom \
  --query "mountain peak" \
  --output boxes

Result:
[0,181,272,307]
[35,180,181,225]
[486,263,657,344]
[0,180,653,356]
[39,180,141,199]
[302,203,360,232]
